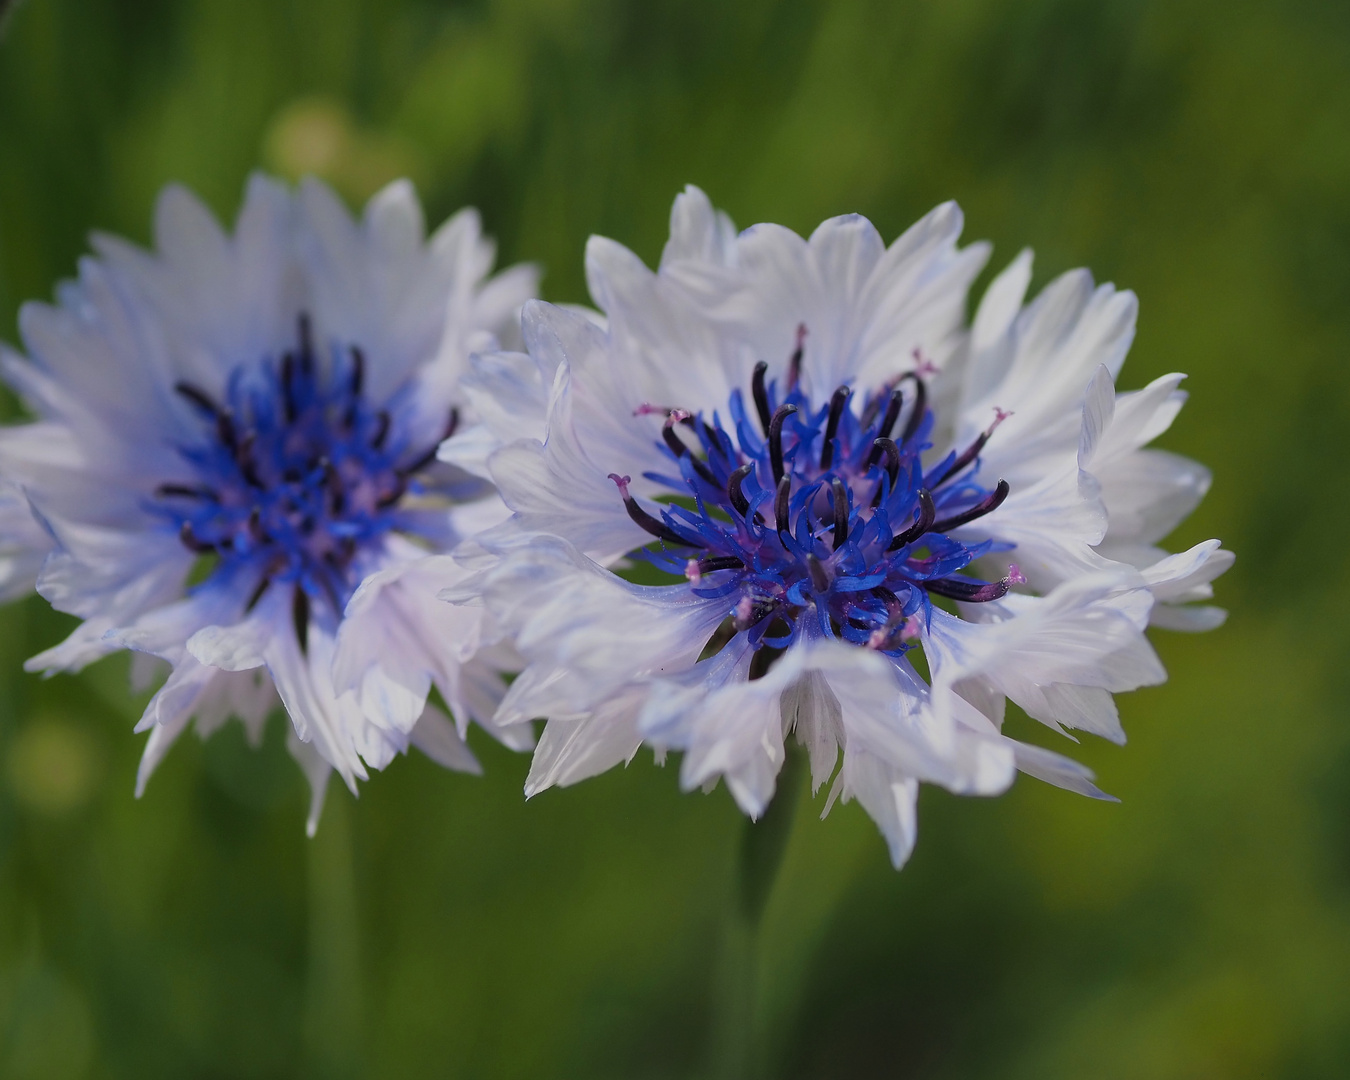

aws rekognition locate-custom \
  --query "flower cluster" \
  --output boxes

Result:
[442,188,1231,866]
[0,178,1230,865]
[0,176,536,832]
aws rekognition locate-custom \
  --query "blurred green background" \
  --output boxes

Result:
[0,0,1345,1076]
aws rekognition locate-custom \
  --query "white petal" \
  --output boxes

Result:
[1085,371,1189,469]
[1138,539,1235,602]
[956,271,1137,472]
[286,726,333,838]
[467,534,727,719]
[442,349,553,476]
[135,706,194,799]
[1005,738,1114,801]
[265,625,370,792]
[971,248,1034,354]
[828,753,920,869]
[187,607,276,672]
[585,234,737,410]
[191,666,277,743]
[660,184,738,270]
[524,684,647,796]
[409,703,482,774]
[925,573,1162,741]
[782,669,844,792]
[1097,449,1212,546]
[972,466,1113,591]
[1148,604,1228,632]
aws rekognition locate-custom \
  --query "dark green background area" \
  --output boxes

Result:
[0,0,1345,1076]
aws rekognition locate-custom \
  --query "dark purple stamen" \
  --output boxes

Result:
[859,384,888,430]
[733,595,777,633]
[807,553,829,592]
[768,404,797,485]
[344,347,365,427]
[698,416,722,450]
[156,483,218,501]
[820,385,849,470]
[888,489,936,551]
[292,586,310,653]
[831,477,849,549]
[787,323,807,391]
[663,413,719,487]
[396,408,459,477]
[236,433,264,488]
[872,437,900,485]
[371,410,391,450]
[728,463,753,516]
[898,372,927,445]
[925,576,1011,603]
[930,479,1010,533]
[322,458,345,514]
[932,434,989,489]
[751,361,772,434]
[297,314,314,375]
[774,475,791,533]
[244,574,271,612]
[609,474,699,547]
[875,388,904,443]
[873,583,901,605]
[281,354,298,422]
[179,521,216,553]
[174,382,221,419]
[869,437,901,509]
[349,346,365,399]
[697,555,745,574]
[931,410,1010,489]
[216,411,239,455]
[661,414,690,459]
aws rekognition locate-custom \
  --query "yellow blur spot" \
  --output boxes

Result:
[6,719,101,817]
[263,96,420,203]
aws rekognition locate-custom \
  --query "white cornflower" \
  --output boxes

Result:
[443,187,1231,867]
[0,175,537,832]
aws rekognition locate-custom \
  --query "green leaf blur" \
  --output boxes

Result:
[0,0,1344,1076]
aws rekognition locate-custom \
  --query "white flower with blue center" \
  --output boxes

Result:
[443,187,1232,867]
[0,175,538,832]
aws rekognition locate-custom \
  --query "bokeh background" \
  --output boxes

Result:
[0,0,1345,1076]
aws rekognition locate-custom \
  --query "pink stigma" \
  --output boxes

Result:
[685,558,702,583]
[1006,563,1027,586]
[607,473,632,497]
[987,407,1013,434]
[911,348,939,379]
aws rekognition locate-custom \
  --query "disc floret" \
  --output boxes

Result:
[151,316,456,627]
[611,342,1020,656]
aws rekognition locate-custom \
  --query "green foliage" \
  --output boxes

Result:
[0,0,1347,1075]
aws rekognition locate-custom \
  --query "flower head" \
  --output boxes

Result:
[0,175,538,832]
[445,187,1232,867]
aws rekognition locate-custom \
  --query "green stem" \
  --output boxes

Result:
[712,749,807,1080]
[302,783,365,1080]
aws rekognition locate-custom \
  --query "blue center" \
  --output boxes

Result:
[612,334,1020,657]
[151,317,455,632]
